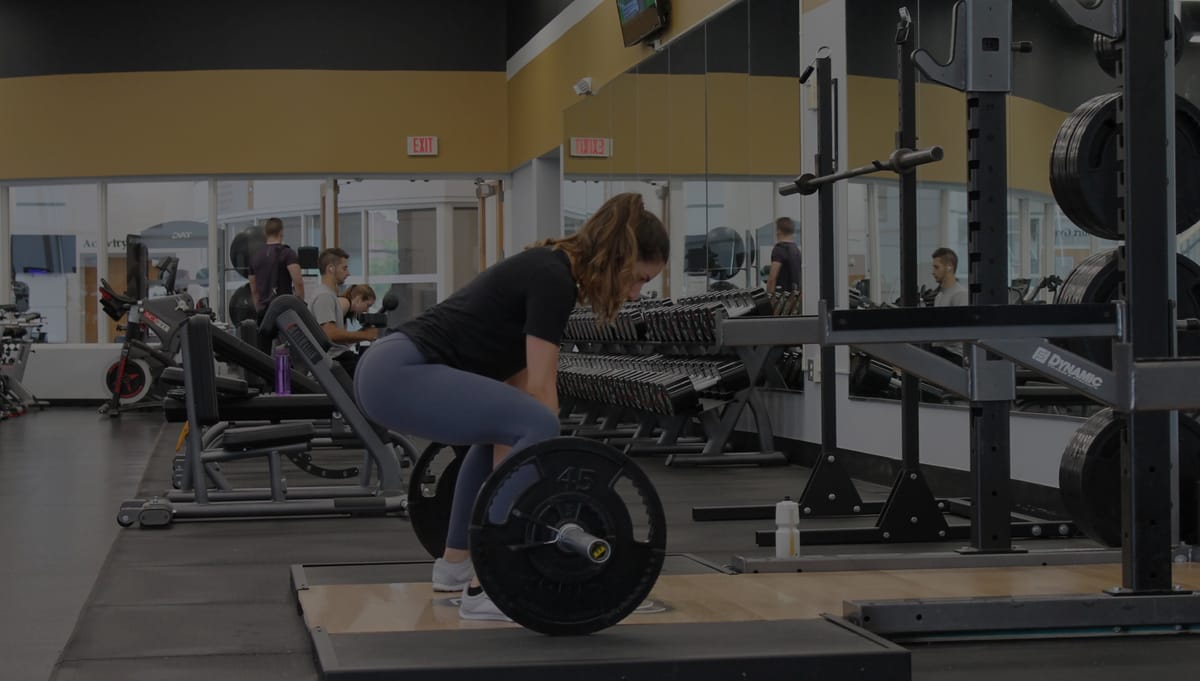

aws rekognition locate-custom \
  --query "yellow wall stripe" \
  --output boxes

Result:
[847,75,1071,196]
[0,70,508,180]
[507,0,737,169]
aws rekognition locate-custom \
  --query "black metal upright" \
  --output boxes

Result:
[897,8,920,476]
[912,0,1016,553]
[964,91,1014,553]
[817,56,838,469]
[874,8,949,541]
[797,56,865,516]
[1118,0,1177,593]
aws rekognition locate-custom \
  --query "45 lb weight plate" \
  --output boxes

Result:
[469,437,667,635]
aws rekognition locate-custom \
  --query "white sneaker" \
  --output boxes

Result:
[459,586,512,622]
[431,558,474,592]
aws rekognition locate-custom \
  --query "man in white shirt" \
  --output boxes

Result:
[308,247,378,376]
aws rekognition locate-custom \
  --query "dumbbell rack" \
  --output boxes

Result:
[561,291,791,467]
[1,309,47,415]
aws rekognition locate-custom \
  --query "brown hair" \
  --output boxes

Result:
[775,217,795,236]
[318,247,350,275]
[263,217,284,238]
[931,247,958,273]
[532,192,669,324]
[343,284,375,303]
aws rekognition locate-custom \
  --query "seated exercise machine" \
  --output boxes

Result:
[116,296,411,527]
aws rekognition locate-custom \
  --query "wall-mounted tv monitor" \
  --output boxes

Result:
[617,0,669,48]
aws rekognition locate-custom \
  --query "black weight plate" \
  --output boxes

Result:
[1067,93,1118,232]
[1051,93,1200,240]
[1060,408,1200,547]
[1064,93,1120,238]
[1177,96,1200,232]
[1050,94,1103,230]
[1051,93,1115,233]
[407,442,465,559]
[227,284,256,326]
[470,437,667,636]
[1053,248,1200,366]
[228,227,266,278]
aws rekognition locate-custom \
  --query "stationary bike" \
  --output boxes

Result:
[98,257,198,416]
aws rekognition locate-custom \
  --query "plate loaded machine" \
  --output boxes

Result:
[117,297,409,527]
[719,0,1200,640]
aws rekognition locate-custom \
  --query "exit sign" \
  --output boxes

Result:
[570,137,612,158]
[407,136,439,156]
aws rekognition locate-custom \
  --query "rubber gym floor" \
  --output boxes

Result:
[4,407,1200,681]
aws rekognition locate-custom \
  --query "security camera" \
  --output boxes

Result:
[572,77,593,96]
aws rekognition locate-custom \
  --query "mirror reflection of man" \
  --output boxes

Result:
[309,248,378,376]
[248,217,304,321]
[766,217,801,293]
[931,247,967,307]
[929,247,967,365]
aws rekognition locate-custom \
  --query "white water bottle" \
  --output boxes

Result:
[775,496,801,558]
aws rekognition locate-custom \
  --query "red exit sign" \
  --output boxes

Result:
[407,136,439,156]
[570,137,612,158]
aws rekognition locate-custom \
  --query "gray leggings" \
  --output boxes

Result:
[353,332,560,551]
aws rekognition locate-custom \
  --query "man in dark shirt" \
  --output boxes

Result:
[248,217,304,317]
[766,217,802,292]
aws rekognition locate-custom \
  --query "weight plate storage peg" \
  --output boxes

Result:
[1049,93,1200,241]
[1059,409,1200,548]
[469,437,667,635]
[407,442,465,559]
[1092,17,1184,79]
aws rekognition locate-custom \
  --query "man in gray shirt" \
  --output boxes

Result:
[930,247,967,364]
[931,247,968,307]
[309,247,379,376]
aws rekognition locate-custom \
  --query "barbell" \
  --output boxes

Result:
[409,436,667,635]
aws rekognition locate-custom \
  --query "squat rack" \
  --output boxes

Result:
[719,0,1200,637]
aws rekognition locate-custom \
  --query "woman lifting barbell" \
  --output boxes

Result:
[354,193,669,621]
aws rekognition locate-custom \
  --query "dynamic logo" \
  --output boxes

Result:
[1031,347,1103,389]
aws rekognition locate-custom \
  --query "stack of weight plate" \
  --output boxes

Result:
[1054,248,1200,366]
[1049,92,1200,241]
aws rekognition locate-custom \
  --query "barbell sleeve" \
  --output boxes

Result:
[888,145,944,170]
[557,523,612,564]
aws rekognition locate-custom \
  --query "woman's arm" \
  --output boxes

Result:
[523,335,560,414]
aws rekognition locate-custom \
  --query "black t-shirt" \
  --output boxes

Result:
[398,247,577,381]
[249,243,299,311]
[771,241,802,292]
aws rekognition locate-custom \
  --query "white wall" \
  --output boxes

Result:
[105,181,209,239]
[217,179,323,218]
[755,387,1087,488]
